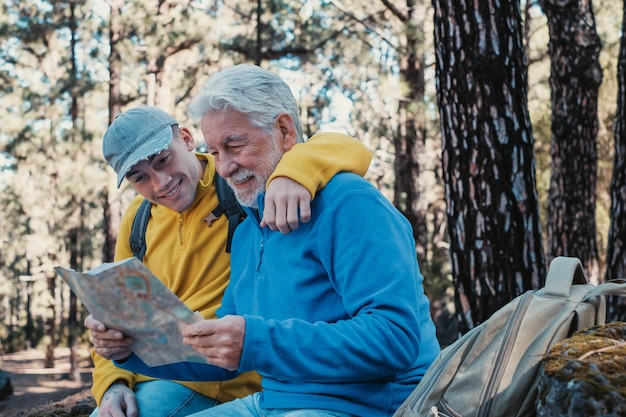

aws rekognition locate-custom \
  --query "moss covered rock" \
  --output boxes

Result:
[537,322,626,416]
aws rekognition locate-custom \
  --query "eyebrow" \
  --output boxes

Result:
[223,134,249,144]
[126,153,160,177]
[207,134,247,151]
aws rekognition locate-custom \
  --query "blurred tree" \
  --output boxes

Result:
[101,0,228,263]
[0,0,108,354]
[103,0,124,263]
[323,1,449,293]
[375,0,431,265]
[433,0,545,333]
[66,0,83,380]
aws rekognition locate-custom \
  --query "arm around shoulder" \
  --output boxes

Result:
[268,132,371,199]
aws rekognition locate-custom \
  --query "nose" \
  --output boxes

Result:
[215,154,239,179]
[152,170,172,191]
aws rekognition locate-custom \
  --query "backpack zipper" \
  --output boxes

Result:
[408,325,480,411]
[479,290,534,417]
[429,406,455,417]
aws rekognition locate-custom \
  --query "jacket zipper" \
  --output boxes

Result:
[256,235,264,271]
[178,213,184,248]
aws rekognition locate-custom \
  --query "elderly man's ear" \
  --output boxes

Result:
[275,113,298,151]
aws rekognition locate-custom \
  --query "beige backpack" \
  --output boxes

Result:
[394,256,626,417]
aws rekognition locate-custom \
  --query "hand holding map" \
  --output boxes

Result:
[54,257,210,367]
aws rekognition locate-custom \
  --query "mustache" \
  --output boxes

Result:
[227,169,255,185]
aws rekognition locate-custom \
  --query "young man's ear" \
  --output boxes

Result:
[275,113,297,151]
[178,127,197,151]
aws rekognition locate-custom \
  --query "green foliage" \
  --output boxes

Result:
[422,257,452,299]
[1,328,26,354]
[0,0,622,349]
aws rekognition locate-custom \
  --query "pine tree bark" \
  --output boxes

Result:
[386,0,429,264]
[540,0,602,283]
[68,227,82,381]
[605,2,626,322]
[44,272,57,369]
[68,4,82,381]
[103,0,124,263]
[433,0,545,333]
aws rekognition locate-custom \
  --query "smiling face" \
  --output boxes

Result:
[200,110,296,208]
[125,127,203,213]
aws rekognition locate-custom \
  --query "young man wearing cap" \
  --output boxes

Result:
[84,105,372,417]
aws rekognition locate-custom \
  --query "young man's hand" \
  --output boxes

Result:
[85,315,134,361]
[98,380,138,417]
[262,176,311,233]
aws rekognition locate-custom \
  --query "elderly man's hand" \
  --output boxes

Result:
[182,315,245,371]
[84,314,134,361]
[261,176,311,233]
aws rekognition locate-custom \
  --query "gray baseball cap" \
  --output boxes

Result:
[102,106,178,188]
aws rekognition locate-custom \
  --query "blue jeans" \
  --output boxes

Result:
[89,380,219,417]
[186,392,354,417]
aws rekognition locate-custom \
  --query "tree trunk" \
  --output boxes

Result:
[255,0,262,66]
[44,272,57,369]
[393,0,429,265]
[108,0,123,123]
[25,280,35,349]
[67,2,81,381]
[605,1,626,322]
[433,0,545,333]
[540,0,602,283]
[68,227,81,381]
[22,236,36,348]
[103,0,124,264]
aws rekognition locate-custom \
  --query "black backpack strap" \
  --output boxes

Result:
[129,198,152,261]
[211,174,246,253]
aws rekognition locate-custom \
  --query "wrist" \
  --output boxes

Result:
[112,378,129,387]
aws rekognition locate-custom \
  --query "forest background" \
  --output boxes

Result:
[1,0,625,373]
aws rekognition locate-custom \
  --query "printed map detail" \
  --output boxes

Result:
[54,257,210,367]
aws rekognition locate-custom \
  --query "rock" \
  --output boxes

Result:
[536,321,626,416]
[0,369,13,400]
[15,389,95,417]
[69,396,96,417]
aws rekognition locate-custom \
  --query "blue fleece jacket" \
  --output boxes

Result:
[118,172,440,416]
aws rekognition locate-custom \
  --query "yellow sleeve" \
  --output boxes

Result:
[268,132,371,199]
[90,198,141,406]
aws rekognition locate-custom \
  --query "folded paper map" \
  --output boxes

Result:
[54,257,210,367]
